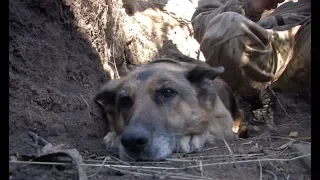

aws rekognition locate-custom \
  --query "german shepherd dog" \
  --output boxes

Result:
[95,58,244,161]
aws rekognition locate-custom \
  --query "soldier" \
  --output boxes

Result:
[191,0,310,130]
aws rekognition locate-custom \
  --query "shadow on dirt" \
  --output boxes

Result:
[9,0,112,157]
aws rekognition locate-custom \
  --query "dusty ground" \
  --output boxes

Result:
[9,0,311,179]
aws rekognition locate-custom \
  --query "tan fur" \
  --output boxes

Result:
[207,95,234,139]
[95,58,244,160]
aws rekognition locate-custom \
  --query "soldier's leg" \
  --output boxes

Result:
[197,10,310,136]
[258,0,311,91]
[199,11,281,96]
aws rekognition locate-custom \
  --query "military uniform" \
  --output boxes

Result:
[191,0,310,97]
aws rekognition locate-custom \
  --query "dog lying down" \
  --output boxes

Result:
[94,58,244,161]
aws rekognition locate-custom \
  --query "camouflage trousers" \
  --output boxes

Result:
[193,0,310,96]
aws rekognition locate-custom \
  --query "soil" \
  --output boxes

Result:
[9,0,311,179]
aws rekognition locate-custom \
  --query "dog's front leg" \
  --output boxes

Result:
[102,132,121,150]
[176,133,215,153]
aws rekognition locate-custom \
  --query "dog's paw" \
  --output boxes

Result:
[177,134,206,153]
[102,132,121,150]
[176,132,216,153]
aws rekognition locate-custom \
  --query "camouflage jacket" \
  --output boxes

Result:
[191,0,310,96]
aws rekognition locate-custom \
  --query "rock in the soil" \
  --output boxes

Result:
[290,143,311,171]
[289,131,299,137]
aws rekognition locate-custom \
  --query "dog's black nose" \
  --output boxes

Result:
[121,127,149,153]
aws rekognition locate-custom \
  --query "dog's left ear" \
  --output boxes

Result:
[94,79,122,111]
[186,65,225,83]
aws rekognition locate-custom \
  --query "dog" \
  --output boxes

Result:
[94,58,244,161]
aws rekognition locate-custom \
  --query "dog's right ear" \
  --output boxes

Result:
[186,65,225,83]
[94,79,122,111]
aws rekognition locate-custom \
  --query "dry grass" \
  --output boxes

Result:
[9,139,310,180]
[11,128,311,179]
[9,152,310,179]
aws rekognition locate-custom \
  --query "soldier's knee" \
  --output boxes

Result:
[220,11,243,17]
[218,11,248,25]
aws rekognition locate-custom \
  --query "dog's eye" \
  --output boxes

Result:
[161,88,176,98]
[119,96,133,108]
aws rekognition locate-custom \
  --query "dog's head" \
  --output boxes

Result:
[95,59,228,160]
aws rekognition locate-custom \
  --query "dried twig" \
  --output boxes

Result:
[87,156,109,178]
[138,168,213,180]
[201,147,218,151]
[242,141,253,145]
[168,152,265,160]
[78,93,93,122]
[78,93,89,108]
[277,141,294,154]
[110,155,131,166]
[112,45,120,79]
[278,116,311,126]
[199,160,203,177]
[258,159,262,180]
